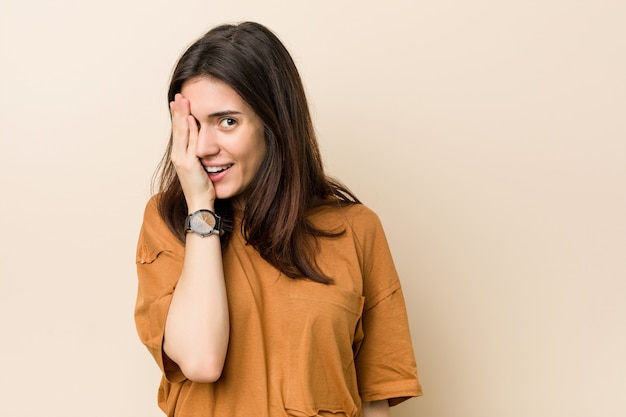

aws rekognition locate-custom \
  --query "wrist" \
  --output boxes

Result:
[186,200,215,213]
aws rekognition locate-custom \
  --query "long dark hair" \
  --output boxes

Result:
[154,22,359,283]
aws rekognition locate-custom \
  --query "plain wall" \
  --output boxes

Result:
[1,1,624,416]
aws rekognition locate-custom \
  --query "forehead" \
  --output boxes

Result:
[181,77,249,114]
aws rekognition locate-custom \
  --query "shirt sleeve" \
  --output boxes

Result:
[350,207,423,406]
[134,196,187,383]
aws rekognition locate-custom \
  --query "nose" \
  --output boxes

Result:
[195,127,220,158]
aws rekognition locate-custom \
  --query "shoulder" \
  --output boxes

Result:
[308,202,386,240]
[140,194,165,234]
[137,194,184,261]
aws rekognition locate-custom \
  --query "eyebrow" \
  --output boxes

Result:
[208,110,243,118]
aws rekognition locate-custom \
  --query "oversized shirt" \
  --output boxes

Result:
[135,196,422,417]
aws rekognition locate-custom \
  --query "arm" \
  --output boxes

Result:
[362,400,390,417]
[163,226,228,382]
[162,94,229,383]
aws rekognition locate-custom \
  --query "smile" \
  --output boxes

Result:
[204,164,233,173]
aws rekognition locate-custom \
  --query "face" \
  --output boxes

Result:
[181,77,266,202]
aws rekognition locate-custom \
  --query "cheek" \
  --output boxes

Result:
[251,134,267,168]
[245,146,266,183]
[258,140,267,162]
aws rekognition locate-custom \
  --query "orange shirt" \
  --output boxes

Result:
[135,196,422,416]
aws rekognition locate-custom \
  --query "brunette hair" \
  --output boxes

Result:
[154,21,359,283]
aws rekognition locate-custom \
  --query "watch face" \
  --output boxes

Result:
[191,211,216,234]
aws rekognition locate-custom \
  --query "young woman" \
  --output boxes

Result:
[135,21,422,417]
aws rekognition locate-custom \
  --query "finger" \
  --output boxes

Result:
[170,95,191,158]
[171,94,190,132]
[170,93,187,120]
[187,115,199,159]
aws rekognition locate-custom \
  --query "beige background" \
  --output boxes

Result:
[1,0,625,416]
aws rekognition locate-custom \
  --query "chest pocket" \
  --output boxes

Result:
[284,279,365,417]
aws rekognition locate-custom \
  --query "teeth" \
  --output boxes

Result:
[204,164,232,173]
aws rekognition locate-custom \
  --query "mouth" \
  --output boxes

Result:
[204,164,233,174]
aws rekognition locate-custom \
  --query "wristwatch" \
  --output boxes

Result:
[185,209,222,237]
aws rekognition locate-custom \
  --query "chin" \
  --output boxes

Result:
[215,188,240,202]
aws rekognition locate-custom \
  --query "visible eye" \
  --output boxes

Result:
[218,118,237,129]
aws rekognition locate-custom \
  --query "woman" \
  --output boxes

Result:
[135,21,422,417]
